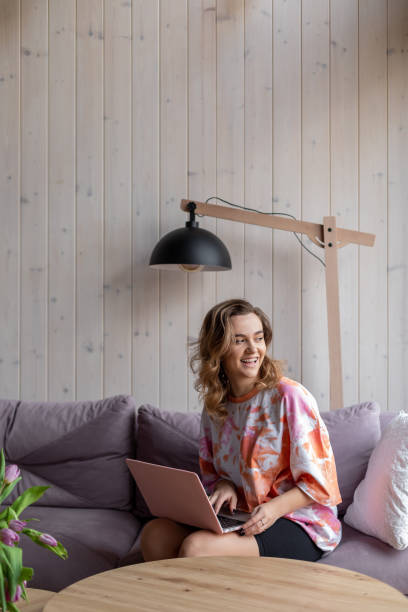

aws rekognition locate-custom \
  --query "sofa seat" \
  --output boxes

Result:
[13,506,142,592]
[319,522,408,595]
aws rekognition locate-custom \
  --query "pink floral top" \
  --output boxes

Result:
[199,377,342,552]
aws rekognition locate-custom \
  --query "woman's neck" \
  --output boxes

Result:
[229,380,257,399]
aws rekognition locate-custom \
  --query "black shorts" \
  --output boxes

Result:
[253,518,323,561]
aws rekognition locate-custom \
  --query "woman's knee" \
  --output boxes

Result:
[178,530,215,558]
[141,518,192,562]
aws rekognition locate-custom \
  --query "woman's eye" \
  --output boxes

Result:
[256,337,264,342]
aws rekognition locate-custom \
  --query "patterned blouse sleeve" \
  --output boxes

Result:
[283,384,342,507]
[198,409,220,494]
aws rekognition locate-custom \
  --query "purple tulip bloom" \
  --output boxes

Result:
[4,464,20,485]
[39,533,57,547]
[0,528,20,546]
[5,583,22,603]
[8,519,27,533]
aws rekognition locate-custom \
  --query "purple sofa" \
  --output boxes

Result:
[0,395,142,591]
[0,396,406,595]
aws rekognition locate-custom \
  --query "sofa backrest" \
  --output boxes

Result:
[0,395,137,510]
[134,401,388,518]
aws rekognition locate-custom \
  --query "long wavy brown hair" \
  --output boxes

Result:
[190,299,283,421]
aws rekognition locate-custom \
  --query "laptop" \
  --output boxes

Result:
[126,459,250,535]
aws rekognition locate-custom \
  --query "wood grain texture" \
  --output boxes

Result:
[330,0,359,408]
[0,1,405,411]
[132,0,160,407]
[272,0,302,382]
[42,556,408,612]
[216,0,245,301]
[159,0,188,411]
[103,0,132,396]
[244,0,273,317]
[359,0,388,408]
[0,0,20,398]
[324,216,343,410]
[302,0,331,410]
[19,588,56,611]
[48,0,76,400]
[76,0,104,399]
[187,0,217,411]
[20,0,48,400]
[388,0,408,411]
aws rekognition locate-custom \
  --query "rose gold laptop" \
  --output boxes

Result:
[126,459,250,534]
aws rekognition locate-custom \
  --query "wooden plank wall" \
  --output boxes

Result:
[0,0,406,413]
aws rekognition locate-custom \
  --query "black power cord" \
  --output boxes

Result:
[204,196,326,268]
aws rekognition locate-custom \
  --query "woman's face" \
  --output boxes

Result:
[222,313,266,396]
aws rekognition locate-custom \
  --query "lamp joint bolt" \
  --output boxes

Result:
[186,201,199,228]
[328,242,333,247]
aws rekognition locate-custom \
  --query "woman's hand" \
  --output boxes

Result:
[208,479,237,514]
[239,499,280,537]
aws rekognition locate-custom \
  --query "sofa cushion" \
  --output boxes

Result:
[14,506,142,591]
[0,395,137,510]
[320,402,382,516]
[134,405,201,517]
[343,412,408,550]
[379,411,397,433]
[319,522,408,595]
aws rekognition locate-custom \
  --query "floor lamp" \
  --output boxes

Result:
[150,199,376,411]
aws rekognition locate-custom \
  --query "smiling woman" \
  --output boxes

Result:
[189,300,282,422]
[140,299,342,565]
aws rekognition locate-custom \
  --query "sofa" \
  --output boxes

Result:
[0,396,406,595]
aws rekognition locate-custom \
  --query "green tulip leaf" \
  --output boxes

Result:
[0,560,8,612]
[18,567,33,585]
[0,451,5,487]
[20,582,28,602]
[21,529,68,561]
[2,546,22,605]
[10,487,49,517]
[0,479,22,505]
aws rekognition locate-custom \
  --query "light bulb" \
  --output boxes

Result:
[178,264,204,272]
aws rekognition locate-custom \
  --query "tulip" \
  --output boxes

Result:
[5,583,22,603]
[4,464,20,485]
[8,519,27,533]
[39,533,57,547]
[0,528,20,546]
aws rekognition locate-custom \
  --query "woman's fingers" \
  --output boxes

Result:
[209,490,236,515]
[209,490,224,514]
[240,506,267,536]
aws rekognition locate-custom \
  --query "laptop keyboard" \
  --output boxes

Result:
[218,515,245,529]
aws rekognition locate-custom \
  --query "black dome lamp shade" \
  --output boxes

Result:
[149,202,231,271]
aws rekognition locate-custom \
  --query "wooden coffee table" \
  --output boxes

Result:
[43,557,408,611]
[18,589,56,611]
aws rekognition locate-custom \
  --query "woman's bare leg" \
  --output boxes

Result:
[140,518,196,562]
[178,529,259,558]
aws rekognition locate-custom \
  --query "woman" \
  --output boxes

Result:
[141,298,342,562]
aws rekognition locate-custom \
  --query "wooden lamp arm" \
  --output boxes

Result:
[180,199,375,249]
